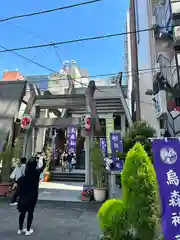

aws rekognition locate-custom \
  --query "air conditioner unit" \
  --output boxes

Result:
[173,26,180,41]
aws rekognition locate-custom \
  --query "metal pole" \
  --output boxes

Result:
[130,0,141,121]
[22,133,28,157]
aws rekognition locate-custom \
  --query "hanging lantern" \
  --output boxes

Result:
[21,114,32,130]
[84,115,91,131]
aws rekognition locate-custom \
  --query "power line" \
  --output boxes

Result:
[0,42,164,106]
[0,27,154,53]
[0,0,102,23]
[22,46,52,67]
[0,43,90,87]
[53,46,63,64]
[0,15,65,68]
[24,65,180,83]
[0,44,59,73]
[0,40,177,87]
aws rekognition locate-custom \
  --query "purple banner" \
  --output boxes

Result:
[100,138,107,157]
[152,138,180,240]
[67,127,76,153]
[110,132,123,171]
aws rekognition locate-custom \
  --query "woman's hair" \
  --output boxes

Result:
[20,157,27,164]
[25,157,37,181]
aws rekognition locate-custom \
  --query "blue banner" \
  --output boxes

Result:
[100,137,107,157]
[110,132,123,171]
[67,127,77,153]
[152,138,180,240]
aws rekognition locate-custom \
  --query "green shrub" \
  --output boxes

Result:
[121,143,160,240]
[123,121,155,160]
[98,199,128,240]
[91,141,106,188]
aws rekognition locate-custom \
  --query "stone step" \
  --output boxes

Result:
[51,172,85,183]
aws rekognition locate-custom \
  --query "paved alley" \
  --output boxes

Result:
[0,201,101,240]
[38,182,83,202]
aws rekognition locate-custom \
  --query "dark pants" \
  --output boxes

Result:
[18,192,38,231]
[68,162,72,173]
[11,186,19,203]
[19,208,34,231]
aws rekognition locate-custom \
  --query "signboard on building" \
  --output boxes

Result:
[154,90,167,119]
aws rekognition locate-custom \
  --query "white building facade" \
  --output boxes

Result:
[145,0,180,136]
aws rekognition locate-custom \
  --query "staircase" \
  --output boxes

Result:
[51,171,85,182]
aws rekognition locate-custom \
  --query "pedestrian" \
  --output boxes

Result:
[10,157,27,206]
[17,154,45,236]
[61,150,67,172]
[67,152,73,173]
[72,153,76,169]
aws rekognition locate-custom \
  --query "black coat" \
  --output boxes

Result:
[17,158,45,212]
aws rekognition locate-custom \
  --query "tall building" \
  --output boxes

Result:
[2,71,24,81]
[48,60,89,94]
[24,75,49,91]
[144,0,180,136]
[125,0,160,135]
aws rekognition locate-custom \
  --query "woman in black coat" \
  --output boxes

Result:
[17,154,45,236]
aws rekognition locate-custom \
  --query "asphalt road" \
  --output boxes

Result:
[0,201,101,239]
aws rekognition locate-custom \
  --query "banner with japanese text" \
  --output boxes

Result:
[152,138,180,240]
[110,132,123,171]
[100,137,107,157]
[67,127,77,153]
[106,119,114,154]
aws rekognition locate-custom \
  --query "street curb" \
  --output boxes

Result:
[38,200,102,211]
[0,197,102,211]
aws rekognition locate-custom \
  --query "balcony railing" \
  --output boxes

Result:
[154,5,166,28]
[157,53,172,84]
[154,4,173,41]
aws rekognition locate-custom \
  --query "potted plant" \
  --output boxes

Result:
[91,141,107,202]
[43,144,52,182]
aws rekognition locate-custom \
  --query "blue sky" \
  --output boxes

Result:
[0,0,129,79]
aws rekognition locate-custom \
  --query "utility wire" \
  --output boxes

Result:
[24,65,180,83]
[53,46,63,64]
[0,44,89,87]
[1,37,178,82]
[0,0,102,23]
[0,15,65,67]
[0,42,162,106]
[0,41,178,87]
[0,28,153,53]
[22,46,52,67]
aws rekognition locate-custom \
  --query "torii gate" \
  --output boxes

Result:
[23,81,99,185]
